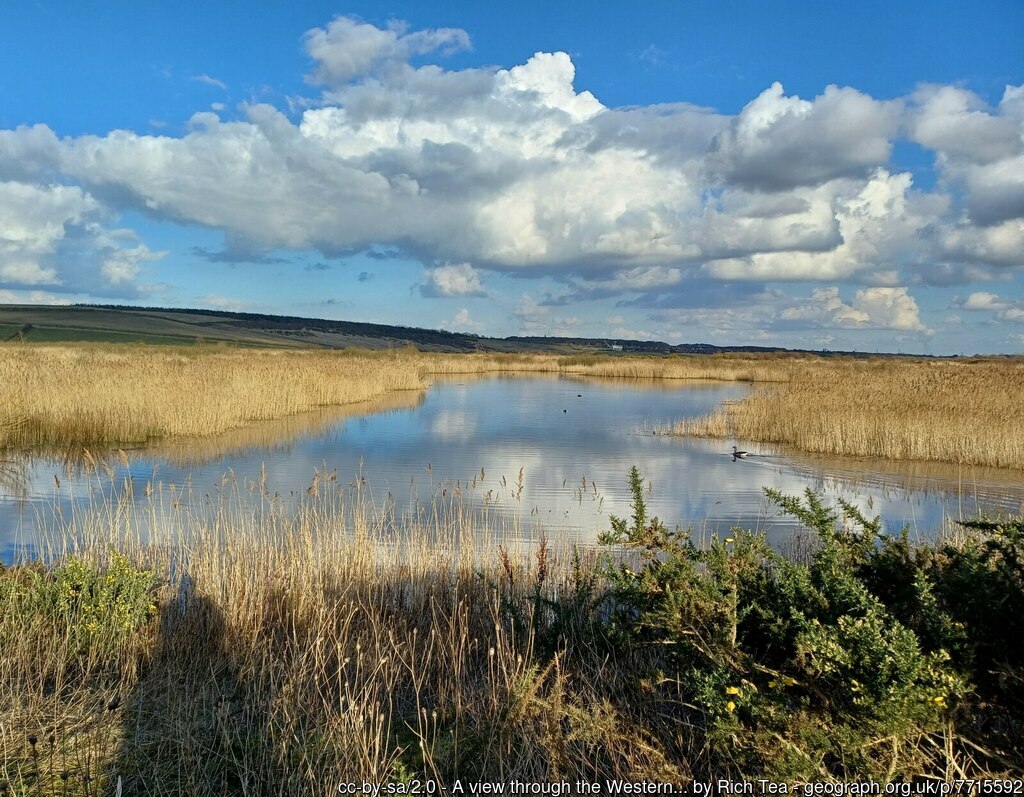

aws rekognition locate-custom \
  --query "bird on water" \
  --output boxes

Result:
[732,445,749,460]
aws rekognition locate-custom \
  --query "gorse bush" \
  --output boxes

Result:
[861,516,1024,752]
[596,470,1017,780]
[53,550,160,654]
[1,551,160,794]
[733,490,965,778]
[599,465,754,659]
[1,549,159,666]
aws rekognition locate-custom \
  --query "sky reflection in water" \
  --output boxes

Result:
[3,375,1023,561]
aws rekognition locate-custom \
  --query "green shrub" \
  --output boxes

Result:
[598,465,756,659]
[842,514,1023,755]
[598,471,971,780]
[54,550,160,652]
[1,549,160,663]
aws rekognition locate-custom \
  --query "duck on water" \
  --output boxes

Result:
[732,445,749,460]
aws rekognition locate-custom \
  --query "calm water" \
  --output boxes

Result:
[3,374,1023,560]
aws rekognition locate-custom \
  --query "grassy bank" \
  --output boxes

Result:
[1,470,1021,793]
[670,356,1024,470]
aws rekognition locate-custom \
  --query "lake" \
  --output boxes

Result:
[3,373,1023,561]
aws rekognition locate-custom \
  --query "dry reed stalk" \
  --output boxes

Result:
[0,344,427,448]
[674,356,1024,469]
[5,343,1023,469]
[1,474,684,792]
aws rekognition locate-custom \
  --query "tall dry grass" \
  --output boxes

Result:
[555,352,802,382]
[674,356,1024,469]
[415,351,802,382]
[0,345,785,451]
[0,344,427,448]
[4,343,1024,469]
[0,476,688,793]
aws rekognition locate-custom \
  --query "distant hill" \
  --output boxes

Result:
[0,303,933,357]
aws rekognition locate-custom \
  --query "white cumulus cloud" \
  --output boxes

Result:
[910,85,1024,228]
[711,82,901,190]
[957,291,1024,323]
[703,170,935,281]
[0,14,1021,331]
[304,16,470,86]
[441,307,485,333]
[421,262,488,297]
[781,286,929,332]
[0,180,165,296]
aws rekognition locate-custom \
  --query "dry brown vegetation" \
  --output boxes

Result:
[0,345,427,448]
[0,344,775,450]
[3,343,1024,469]
[672,356,1024,470]
[0,480,689,793]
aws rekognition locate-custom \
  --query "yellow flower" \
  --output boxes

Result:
[726,701,736,712]
[724,537,735,544]
[768,680,778,689]
[782,676,797,686]
[933,695,947,707]
[725,686,741,696]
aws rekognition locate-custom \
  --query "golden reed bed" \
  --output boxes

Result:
[0,345,427,447]
[2,343,1023,469]
[672,355,1024,470]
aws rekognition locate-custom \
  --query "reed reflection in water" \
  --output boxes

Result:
[2,374,1023,562]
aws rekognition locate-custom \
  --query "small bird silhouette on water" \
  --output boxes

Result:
[732,445,749,460]
[563,409,567,413]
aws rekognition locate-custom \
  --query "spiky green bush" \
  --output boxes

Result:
[1,549,159,664]
[597,471,979,780]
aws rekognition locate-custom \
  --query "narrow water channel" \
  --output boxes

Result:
[3,374,1023,561]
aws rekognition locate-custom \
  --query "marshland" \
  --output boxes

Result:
[1,342,1023,792]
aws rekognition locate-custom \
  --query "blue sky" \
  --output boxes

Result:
[1,1,1022,353]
